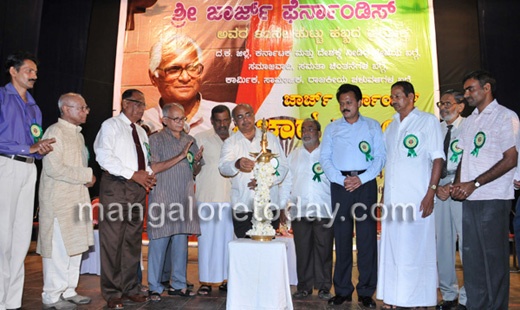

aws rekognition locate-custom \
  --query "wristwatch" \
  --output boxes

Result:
[474,178,481,188]
[429,184,437,191]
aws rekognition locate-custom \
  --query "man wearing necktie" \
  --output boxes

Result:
[94,89,156,309]
[434,90,467,310]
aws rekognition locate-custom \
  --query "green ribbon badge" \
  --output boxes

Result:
[271,157,280,176]
[471,131,486,157]
[187,151,194,170]
[403,134,419,157]
[449,139,463,163]
[144,142,151,163]
[359,141,374,161]
[312,162,324,182]
[30,122,43,143]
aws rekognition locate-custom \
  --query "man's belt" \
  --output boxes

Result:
[341,170,366,177]
[0,154,35,164]
[102,170,128,181]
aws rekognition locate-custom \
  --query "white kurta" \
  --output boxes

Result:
[377,109,444,307]
[194,128,234,283]
[219,128,288,211]
[37,118,94,258]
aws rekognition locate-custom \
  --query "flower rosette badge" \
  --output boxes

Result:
[403,134,419,157]
[30,122,43,143]
[359,141,374,161]
[312,162,323,182]
[471,131,486,157]
[449,139,463,162]
[186,151,194,170]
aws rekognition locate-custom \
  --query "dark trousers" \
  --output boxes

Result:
[232,210,280,238]
[331,180,377,297]
[99,173,146,301]
[292,217,333,292]
[463,200,510,310]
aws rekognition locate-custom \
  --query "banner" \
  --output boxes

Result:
[118,0,438,146]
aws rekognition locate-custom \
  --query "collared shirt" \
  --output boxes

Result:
[320,114,386,185]
[279,145,332,219]
[141,95,236,135]
[94,112,152,179]
[441,116,465,181]
[458,100,519,200]
[219,128,288,212]
[194,128,232,203]
[384,108,444,206]
[0,83,42,157]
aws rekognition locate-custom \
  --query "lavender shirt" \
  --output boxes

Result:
[0,83,42,158]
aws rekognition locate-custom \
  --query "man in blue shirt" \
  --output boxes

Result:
[320,84,385,308]
[0,51,55,310]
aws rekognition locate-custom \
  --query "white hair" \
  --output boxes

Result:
[162,102,185,117]
[149,33,203,74]
[58,92,84,114]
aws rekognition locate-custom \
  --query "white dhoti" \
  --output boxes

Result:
[376,204,438,307]
[197,202,234,283]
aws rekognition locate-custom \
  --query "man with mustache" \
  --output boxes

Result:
[194,105,234,294]
[320,84,385,308]
[0,51,55,310]
[434,90,467,310]
[377,81,443,309]
[219,104,288,238]
[280,118,334,301]
[451,71,518,310]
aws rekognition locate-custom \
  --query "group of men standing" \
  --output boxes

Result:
[0,46,518,310]
[283,73,517,310]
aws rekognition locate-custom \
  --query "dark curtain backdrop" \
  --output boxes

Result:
[477,0,520,114]
[1,0,519,201]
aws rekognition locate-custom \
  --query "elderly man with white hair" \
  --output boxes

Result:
[142,33,235,136]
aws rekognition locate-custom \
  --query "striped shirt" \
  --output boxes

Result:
[148,128,202,239]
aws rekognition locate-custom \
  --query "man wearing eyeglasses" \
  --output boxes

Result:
[38,93,95,310]
[143,33,235,135]
[147,103,203,300]
[219,104,288,238]
[434,90,467,310]
[94,89,156,309]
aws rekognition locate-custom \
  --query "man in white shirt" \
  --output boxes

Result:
[377,81,444,309]
[94,89,156,309]
[280,119,334,300]
[451,71,518,310]
[143,33,235,135]
[194,105,234,294]
[434,90,467,310]
[219,104,288,238]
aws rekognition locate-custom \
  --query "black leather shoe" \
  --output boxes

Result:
[436,299,458,310]
[358,295,376,308]
[292,290,312,299]
[328,294,352,305]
